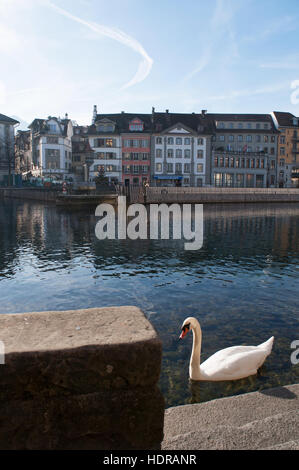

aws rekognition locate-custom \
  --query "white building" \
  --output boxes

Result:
[151,111,212,186]
[28,115,73,179]
[88,116,122,183]
[0,113,19,182]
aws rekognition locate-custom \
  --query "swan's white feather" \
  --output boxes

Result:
[183,316,274,382]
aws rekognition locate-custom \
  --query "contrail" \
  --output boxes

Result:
[44,0,153,89]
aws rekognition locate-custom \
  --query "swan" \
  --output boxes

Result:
[179,317,274,381]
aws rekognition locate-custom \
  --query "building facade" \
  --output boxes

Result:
[121,114,152,186]
[28,115,73,179]
[271,111,299,188]
[88,116,122,184]
[151,110,213,187]
[0,113,19,182]
[15,130,32,175]
[210,114,279,188]
[72,125,95,181]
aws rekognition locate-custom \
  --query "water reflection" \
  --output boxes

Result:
[0,199,298,407]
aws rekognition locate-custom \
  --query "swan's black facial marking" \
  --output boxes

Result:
[182,323,190,333]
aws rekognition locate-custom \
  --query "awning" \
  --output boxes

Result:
[153,175,183,180]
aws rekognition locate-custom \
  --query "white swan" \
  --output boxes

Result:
[179,317,274,381]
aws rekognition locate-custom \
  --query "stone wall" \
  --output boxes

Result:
[0,306,164,449]
[1,187,58,201]
[145,187,299,204]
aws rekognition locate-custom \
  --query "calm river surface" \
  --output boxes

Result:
[0,199,298,407]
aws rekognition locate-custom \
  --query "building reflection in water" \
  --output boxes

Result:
[0,199,298,407]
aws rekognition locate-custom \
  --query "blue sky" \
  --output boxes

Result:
[1,0,299,127]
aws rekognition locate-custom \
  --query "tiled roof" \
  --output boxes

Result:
[0,113,19,125]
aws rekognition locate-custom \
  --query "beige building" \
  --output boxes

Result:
[271,112,299,187]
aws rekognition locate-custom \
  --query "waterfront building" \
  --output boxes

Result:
[28,114,73,179]
[210,113,279,188]
[151,109,213,187]
[0,113,19,183]
[271,111,299,188]
[121,113,152,186]
[15,130,32,176]
[88,109,122,184]
[72,125,95,181]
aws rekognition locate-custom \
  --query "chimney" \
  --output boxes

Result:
[65,113,68,120]
[165,109,171,125]
[92,105,97,125]
[151,106,155,123]
[293,116,298,126]
[201,109,207,116]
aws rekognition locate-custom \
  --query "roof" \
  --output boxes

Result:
[92,111,214,135]
[208,113,279,134]
[92,112,153,134]
[28,116,71,136]
[272,111,299,127]
[0,113,19,125]
[153,112,214,135]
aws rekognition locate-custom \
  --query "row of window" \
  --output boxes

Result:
[156,137,204,145]
[156,149,204,158]
[155,163,204,173]
[95,152,118,160]
[122,152,150,161]
[214,156,276,169]
[215,145,275,154]
[94,138,117,148]
[123,139,149,148]
[214,173,265,188]
[217,135,276,143]
[214,156,266,169]
[123,165,149,174]
[94,164,120,172]
[216,122,270,130]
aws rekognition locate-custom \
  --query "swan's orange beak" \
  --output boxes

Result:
[179,328,188,339]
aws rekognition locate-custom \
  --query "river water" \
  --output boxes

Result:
[0,199,298,407]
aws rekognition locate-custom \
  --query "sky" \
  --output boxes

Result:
[1,0,299,128]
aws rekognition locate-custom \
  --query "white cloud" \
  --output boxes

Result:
[44,0,153,89]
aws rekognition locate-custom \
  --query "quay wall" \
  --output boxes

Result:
[0,187,58,202]
[143,187,299,204]
[2,186,299,205]
[0,306,164,450]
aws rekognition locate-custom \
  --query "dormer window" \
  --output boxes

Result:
[96,119,115,133]
[129,118,144,132]
[49,124,57,133]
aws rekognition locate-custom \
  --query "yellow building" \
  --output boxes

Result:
[272,112,299,188]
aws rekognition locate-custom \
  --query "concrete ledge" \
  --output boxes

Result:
[0,306,164,449]
[162,384,299,450]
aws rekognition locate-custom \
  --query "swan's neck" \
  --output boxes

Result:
[190,325,202,380]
